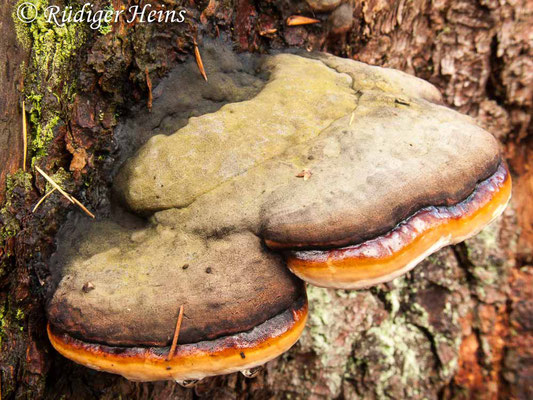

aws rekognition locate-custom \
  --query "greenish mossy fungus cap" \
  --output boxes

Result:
[115,52,500,248]
[48,226,305,346]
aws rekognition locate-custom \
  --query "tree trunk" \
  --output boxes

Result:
[0,0,531,399]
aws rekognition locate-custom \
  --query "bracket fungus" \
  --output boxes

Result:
[48,227,307,381]
[47,48,511,381]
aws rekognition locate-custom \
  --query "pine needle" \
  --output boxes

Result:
[70,196,96,219]
[32,187,57,212]
[193,41,208,81]
[22,101,27,171]
[167,305,184,361]
[35,166,95,218]
[145,67,153,112]
[35,166,74,204]
[259,28,278,36]
[287,16,320,26]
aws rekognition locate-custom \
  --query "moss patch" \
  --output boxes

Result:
[0,171,33,246]
[12,0,86,164]
[14,0,85,84]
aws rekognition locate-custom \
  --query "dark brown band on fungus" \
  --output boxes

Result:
[264,154,502,251]
[278,162,511,288]
[47,270,306,348]
[48,296,308,382]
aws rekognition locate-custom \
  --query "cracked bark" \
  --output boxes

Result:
[0,0,531,399]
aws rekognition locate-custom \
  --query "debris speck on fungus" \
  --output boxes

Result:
[296,169,312,181]
[82,282,95,293]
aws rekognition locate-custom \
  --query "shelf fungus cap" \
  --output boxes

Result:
[112,51,511,290]
[267,160,511,289]
[47,227,307,381]
[258,56,512,289]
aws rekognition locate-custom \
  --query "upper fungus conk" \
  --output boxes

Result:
[47,48,511,381]
[115,52,511,289]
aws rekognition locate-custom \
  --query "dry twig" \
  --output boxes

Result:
[71,197,96,219]
[145,67,153,112]
[35,166,95,218]
[167,305,185,361]
[193,40,208,81]
[287,15,320,26]
[32,187,57,212]
[259,28,278,36]
[22,101,27,171]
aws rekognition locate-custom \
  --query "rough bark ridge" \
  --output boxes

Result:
[0,0,531,399]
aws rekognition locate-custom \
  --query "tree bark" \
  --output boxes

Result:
[0,0,28,201]
[0,1,531,399]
